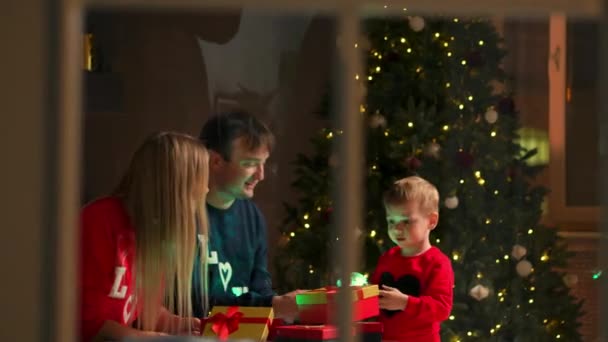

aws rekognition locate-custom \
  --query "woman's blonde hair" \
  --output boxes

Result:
[383,176,439,214]
[115,131,209,333]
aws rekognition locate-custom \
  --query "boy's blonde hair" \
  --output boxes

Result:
[115,131,209,333]
[383,176,439,214]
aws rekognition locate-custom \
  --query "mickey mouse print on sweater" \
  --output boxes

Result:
[379,272,421,316]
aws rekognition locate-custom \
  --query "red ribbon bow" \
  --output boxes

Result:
[208,306,244,340]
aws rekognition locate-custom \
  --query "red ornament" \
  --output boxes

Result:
[466,50,484,68]
[385,51,401,63]
[455,151,474,169]
[405,156,422,171]
[506,165,522,179]
[321,207,334,223]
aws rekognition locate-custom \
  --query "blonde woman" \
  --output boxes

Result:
[79,132,209,342]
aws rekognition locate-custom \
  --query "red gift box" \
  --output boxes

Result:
[274,322,383,342]
[296,285,379,325]
[276,325,338,341]
[267,318,287,341]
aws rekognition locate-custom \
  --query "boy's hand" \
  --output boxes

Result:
[379,284,408,311]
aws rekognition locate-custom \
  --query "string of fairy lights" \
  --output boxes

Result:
[282,13,600,341]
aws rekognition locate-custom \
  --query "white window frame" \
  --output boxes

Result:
[548,15,601,225]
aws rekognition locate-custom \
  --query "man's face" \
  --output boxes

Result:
[211,136,270,201]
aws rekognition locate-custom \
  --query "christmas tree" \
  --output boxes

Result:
[274,15,584,341]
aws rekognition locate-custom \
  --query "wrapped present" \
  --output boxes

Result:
[274,322,383,342]
[275,325,337,342]
[267,318,287,341]
[296,285,379,324]
[202,306,273,342]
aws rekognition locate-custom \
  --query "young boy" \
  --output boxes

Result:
[371,176,454,342]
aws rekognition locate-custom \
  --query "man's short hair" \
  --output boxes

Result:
[199,111,275,160]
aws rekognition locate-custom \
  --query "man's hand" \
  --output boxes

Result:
[379,284,408,311]
[272,290,305,323]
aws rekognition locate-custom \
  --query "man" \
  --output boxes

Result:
[193,111,299,321]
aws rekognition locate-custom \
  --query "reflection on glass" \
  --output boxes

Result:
[79,9,601,342]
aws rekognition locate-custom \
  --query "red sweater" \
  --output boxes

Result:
[79,197,137,342]
[371,246,454,342]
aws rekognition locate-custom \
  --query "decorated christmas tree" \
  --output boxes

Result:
[274,15,584,341]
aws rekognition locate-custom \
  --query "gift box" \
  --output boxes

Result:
[274,322,383,342]
[275,325,337,342]
[202,306,274,342]
[267,318,287,341]
[296,285,379,324]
